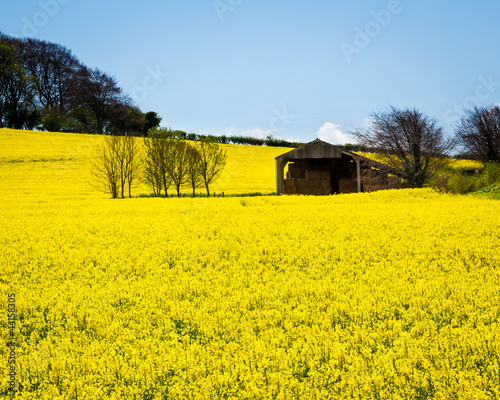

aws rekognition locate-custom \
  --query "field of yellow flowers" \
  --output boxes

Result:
[356,152,483,171]
[1,128,500,399]
[0,129,287,199]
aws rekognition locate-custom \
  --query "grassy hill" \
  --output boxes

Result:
[0,128,292,200]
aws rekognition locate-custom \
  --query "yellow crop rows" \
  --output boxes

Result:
[1,129,499,399]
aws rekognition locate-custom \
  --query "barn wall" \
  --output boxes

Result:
[283,157,358,195]
[276,140,396,195]
[361,170,402,192]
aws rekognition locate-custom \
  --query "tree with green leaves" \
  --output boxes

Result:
[75,67,122,134]
[0,40,36,129]
[143,111,162,135]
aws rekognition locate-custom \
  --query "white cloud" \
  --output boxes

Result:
[316,122,350,145]
[224,124,237,136]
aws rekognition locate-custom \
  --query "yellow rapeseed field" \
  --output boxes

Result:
[1,128,500,399]
[0,129,288,199]
[356,152,484,171]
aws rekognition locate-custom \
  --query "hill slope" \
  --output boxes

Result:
[0,129,292,200]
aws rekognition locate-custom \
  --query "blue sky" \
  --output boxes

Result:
[1,0,500,144]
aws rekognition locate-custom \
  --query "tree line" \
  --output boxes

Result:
[92,129,228,199]
[164,131,305,148]
[0,32,304,148]
[0,32,161,135]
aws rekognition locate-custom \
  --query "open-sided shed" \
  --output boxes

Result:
[276,139,398,195]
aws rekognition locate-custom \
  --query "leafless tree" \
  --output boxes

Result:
[198,139,228,196]
[91,135,120,198]
[143,130,227,197]
[91,135,141,198]
[185,143,203,197]
[352,107,454,188]
[123,136,142,197]
[143,139,163,197]
[455,105,500,163]
[166,135,190,197]
[143,128,172,197]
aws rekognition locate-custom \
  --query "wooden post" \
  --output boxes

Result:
[276,158,287,195]
[356,158,361,193]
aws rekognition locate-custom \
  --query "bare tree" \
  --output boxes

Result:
[198,139,228,196]
[143,130,226,197]
[91,135,141,198]
[185,144,203,197]
[352,107,454,188]
[143,128,172,197]
[143,137,163,197]
[123,136,142,197]
[91,135,120,198]
[455,105,500,163]
[166,135,190,197]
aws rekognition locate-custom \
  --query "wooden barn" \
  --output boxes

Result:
[276,139,401,195]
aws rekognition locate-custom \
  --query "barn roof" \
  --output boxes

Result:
[275,138,386,167]
[275,138,342,161]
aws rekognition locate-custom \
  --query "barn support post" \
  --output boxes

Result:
[276,158,287,195]
[356,158,361,192]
